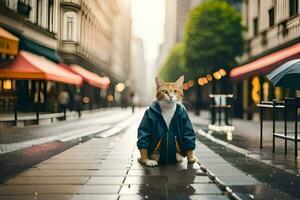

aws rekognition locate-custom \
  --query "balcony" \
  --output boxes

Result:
[17,0,31,18]
[61,0,81,9]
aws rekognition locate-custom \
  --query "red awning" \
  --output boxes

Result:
[230,42,300,80]
[68,64,104,89]
[101,76,110,89]
[0,51,83,85]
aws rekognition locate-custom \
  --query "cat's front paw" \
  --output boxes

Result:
[176,153,184,162]
[144,159,158,167]
[187,155,198,163]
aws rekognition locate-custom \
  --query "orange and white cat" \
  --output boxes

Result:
[137,76,197,167]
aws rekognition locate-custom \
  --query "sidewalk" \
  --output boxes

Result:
[0,109,298,199]
[191,111,300,199]
[0,122,234,200]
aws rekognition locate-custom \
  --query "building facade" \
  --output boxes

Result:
[130,37,147,106]
[111,0,132,82]
[0,0,60,60]
[0,0,132,114]
[59,0,116,76]
[230,0,300,119]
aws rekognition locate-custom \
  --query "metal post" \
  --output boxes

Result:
[63,107,66,120]
[272,100,275,153]
[295,99,298,157]
[260,104,263,149]
[36,81,41,125]
[284,99,287,155]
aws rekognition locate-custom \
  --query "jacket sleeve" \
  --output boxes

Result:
[181,110,196,152]
[137,109,151,149]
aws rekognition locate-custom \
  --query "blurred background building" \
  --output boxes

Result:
[230,0,300,120]
[130,36,147,106]
[0,0,132,114]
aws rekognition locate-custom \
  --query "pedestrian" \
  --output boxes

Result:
[130,92,136,114]
[58,90,70,120]
[137,76,198,167]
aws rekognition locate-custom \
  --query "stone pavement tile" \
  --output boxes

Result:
[102,158,133,162]
[127,169,166,176]
[219,176,260,186]
[19,169,99,177]
[166,194,230,200]
[167,184,221,195]
[71,194,118,200]
[87,177,125,184]
[53,154,108,158]
[61,152,110,156]
[36,163,101,170]
[99,163,131,170]
[168,175,212,184]
[105,155,133,160]
[41,159,100,164]
[124,176,168,184]
[119,184,166,195]
[130,163,150,170]
[4,176,89,185]
[119,194,166,200]
[0,185,82,195]
[230,185,299,200]
[0,194,73,200]
[93,170,128,176]
[79,185,120,194]
[101,159,133,164]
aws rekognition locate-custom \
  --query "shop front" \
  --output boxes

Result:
[0,51,83,113]
[230,42,300,120]
[62,64,110,110]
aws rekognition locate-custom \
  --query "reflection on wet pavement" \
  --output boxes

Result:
[198,132,300,200]
[0,123,232,200]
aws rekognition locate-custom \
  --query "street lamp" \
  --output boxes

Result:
[213,72,222,80]
[115,83,125,92]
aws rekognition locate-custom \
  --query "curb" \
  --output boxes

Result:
[197,161,242,200]
[0,113,137,155]
[197,128,299,176]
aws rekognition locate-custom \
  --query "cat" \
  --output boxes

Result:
[137,76,198,167]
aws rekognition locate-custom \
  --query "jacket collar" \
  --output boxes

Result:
[149,100,184,117]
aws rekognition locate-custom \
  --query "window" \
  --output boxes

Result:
[281,21,289,37]
[66,17,73,39]
[36,0,42,26]
[290,0,299,17]
[268,7,274,27]
[63,12,77,41]
[253,17,258,36]
[48,0,53,32]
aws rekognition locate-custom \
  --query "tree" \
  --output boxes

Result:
[184,0,243,92]
[159,42,186,81]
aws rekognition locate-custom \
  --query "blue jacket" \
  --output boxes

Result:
[137,101,196,164]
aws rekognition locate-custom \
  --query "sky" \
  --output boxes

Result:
[131,0,166,69]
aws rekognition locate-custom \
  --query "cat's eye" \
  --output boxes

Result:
[162,90,168,94]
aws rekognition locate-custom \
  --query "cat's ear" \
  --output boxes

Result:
[155,77,164,88]
[175,75,184,87]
